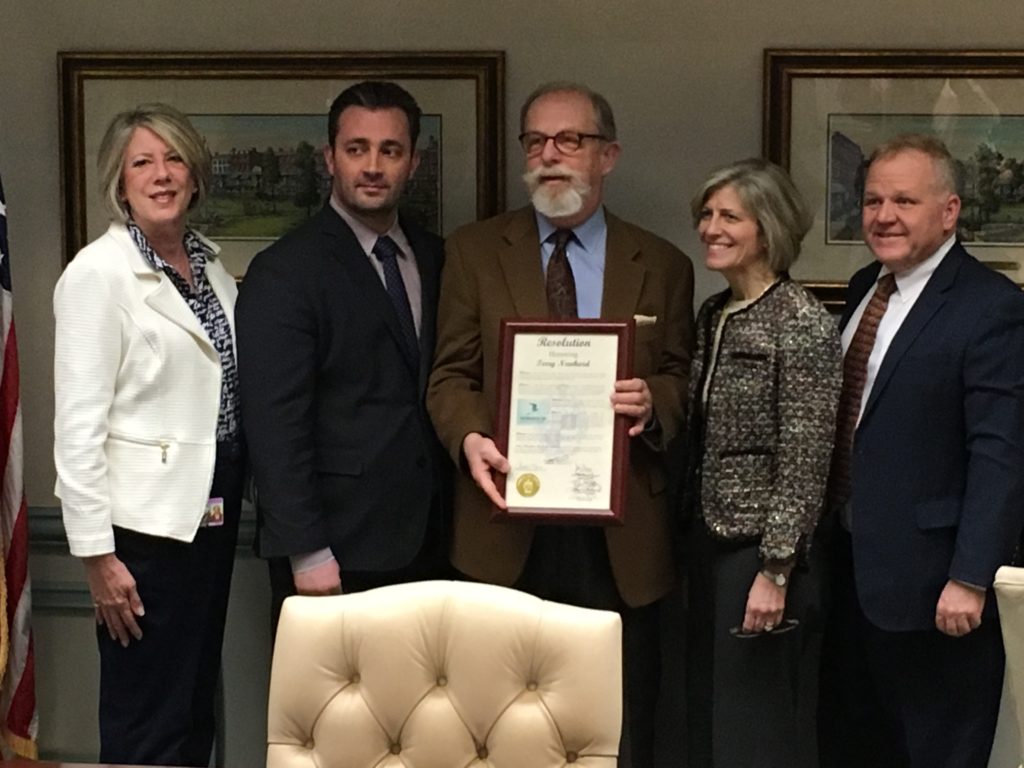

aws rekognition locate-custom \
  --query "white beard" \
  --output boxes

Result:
[523,167,591,219]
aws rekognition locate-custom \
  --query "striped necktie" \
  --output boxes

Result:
[372,235,419,362]
[830,272,897,506]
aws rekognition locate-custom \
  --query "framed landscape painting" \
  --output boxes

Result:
[763,49,1024,308]
[59,51,505,277]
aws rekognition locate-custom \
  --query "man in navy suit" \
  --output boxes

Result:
[236,81,450,630]
[819,134,1024,767]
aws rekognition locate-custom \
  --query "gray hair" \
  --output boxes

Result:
[690,158,813,274]
[866,133,959,195]
[97,103,211,221]
[519,81,617,141]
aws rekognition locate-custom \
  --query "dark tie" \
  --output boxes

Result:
[546,229,578,319]
[372,235,419,361]
[830,272,897,506]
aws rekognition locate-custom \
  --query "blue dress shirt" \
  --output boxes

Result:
[536,208,607,319]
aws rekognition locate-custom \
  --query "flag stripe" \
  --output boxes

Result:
[0,318,15,492]
[0,171,39,758]
[4,499,28,628]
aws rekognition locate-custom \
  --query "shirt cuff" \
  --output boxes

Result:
[952,578,987,593]
[290,547,336,574]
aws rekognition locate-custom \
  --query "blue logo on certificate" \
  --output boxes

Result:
[517,400,549,424]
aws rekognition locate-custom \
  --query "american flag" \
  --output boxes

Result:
[0,173,38,758]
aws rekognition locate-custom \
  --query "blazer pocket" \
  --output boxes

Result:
[713,450,775,509]
[634,323,661,345]
[728,350,769,362]
[915,499,960,530]
[633,324,663,376]
[315,445,364,476]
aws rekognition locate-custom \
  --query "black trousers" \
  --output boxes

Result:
[819,529,1004,768]
[97,445,244,767]
[514,525,662,768]
[686,527,825,768]
[267,494,455,637]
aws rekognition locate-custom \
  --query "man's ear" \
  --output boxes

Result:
[601,141,621,177]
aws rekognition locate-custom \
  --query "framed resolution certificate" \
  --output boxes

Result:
[493,319,634,524]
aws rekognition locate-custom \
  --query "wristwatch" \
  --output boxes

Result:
[760,568,788,587]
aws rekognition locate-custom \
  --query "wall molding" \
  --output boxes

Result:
[32,580,93,614]
[28,505,258,555]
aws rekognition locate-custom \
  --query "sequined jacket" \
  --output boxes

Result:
[685,277,841,561]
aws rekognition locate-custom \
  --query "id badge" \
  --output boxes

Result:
[203,497,225,527]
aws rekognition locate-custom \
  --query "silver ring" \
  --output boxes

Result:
[764,622,775,631]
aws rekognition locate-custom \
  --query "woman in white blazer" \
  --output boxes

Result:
[53,104,242,767]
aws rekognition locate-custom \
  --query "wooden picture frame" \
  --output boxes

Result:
[764,49,1024,309]
[58,51,505,275]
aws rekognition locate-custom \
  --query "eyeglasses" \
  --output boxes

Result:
[518,131,607,157]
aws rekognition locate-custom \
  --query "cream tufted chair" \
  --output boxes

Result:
[266,580,622,768]
[994,566,1024,768]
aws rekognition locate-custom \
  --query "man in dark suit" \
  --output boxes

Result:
[426,82,693,767]
[819,134,1024,767]
[236,81,449,629]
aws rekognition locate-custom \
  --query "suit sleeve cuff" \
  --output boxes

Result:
[639,412,664,451]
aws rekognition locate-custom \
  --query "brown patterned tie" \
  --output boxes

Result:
[830,272,897,506]
[546,229,578,319]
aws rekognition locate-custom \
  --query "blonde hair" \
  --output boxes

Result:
[97,103,211,221]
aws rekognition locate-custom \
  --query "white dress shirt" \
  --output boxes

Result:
[841,235,956,428]
[331,196,422,336]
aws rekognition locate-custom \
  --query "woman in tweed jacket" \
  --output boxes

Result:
[684,158,841,767]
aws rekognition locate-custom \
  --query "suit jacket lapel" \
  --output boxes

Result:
[320,207,420,375]
[600,211,644,320]
[123,228,213,353]
[840,264,880,333]
[861,246,961,421]
[496,207,646,320]
[497,208,548,317]
[142,278,213,352]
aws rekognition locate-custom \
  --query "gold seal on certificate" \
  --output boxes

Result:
[515,473,541,497]
[494,319,634,525]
